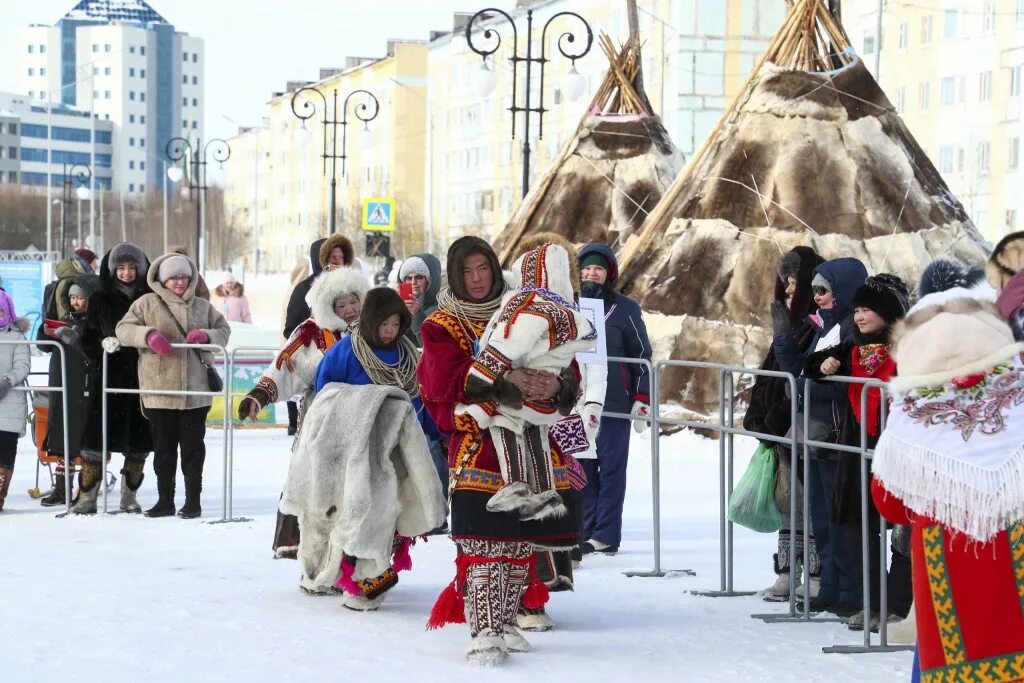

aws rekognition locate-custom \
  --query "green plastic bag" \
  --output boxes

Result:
[727,443,785,533]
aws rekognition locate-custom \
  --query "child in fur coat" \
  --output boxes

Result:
[806,273,914,631]
[311,287,436,610]
[463,240,593,522]
[871,267,1024,682]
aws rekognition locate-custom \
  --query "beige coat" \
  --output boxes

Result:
[116,253,231,410]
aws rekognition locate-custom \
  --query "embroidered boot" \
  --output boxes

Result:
[465,561,508,666]
[70,463,101,514]
[501,560,531,653]
[119,460,145,514]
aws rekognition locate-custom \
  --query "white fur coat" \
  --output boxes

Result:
[280,382,447,590]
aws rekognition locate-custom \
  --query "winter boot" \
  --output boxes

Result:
[119,460,145,514]
[762,572,799,602]
[70,463,101,515]
[145,476,176,518]
[580,539,618,555]
[886,600,917,644]
[516,606,554,632]
[465,630,508,666]
[0,467,12,512]
[795,577,820,600]
[341,593,386,611]
[177,476,201,519]
[40,472,68,507]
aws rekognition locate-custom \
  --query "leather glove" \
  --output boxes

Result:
[185,329,210,344]
[770,301,791,336]
[580,402,602,437]
[0,377,11,401]
[630,400,651,434]
[146,330,173,356]
[101,336,121,354]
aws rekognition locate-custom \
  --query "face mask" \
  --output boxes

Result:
[581,282,603,299]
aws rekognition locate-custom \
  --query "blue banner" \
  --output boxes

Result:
[0,262,45,336]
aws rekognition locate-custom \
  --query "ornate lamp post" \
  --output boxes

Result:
[291,86,380,234]
[165,137,231,272]
[466,7,594,198]
[61,163,91,255]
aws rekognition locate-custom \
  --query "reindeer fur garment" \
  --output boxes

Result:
[280,382,447,590]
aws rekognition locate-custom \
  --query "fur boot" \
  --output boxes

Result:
[464,559,508,665]
[70,463,101,515]
[342,593,386,611]
[501,560,531,653]
[0,467,12,512]
[886,599,917,644]
[465,631,508,666]
[119,460,145,514]
[516,606,554,632]
[762,572,799,602]
[299,574,341,596]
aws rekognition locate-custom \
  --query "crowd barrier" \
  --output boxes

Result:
[1,339,72,515]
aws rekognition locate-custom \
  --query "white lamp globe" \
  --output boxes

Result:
[75,186,90,201]
[473,61,498,98]
[359,124,374,152]
[564,65,587,102]
[166,165,184,183]
[296,121,312,147]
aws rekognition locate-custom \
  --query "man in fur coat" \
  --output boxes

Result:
[872,264,1024,682]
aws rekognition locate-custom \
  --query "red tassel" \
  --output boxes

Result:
[522,575,550,610]
[392,537,413,573]
[426,581,465,630]
[334,557,362,596]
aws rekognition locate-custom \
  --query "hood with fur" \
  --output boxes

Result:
[359,287,411,348]
[306,266,370,333]
[55,273,101,319]
[147,252,200,304]
[318,234,354,269]
[775,246,824,325]
[510,242,578,302]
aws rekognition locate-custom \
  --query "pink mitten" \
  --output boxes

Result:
[185,329,209,344]
[146,330,173,356]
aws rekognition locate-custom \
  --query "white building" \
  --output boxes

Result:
[16,0,204,196]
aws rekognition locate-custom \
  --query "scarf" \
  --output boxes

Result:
[350,327,420,399]
[848,336,896,438]
[435,283,510,348]
[873,346,1024,542]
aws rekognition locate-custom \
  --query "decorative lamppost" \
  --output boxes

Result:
[61,163,91,255]
[290,86,380,234]
[466,7,593,198]
[165,137,231,271]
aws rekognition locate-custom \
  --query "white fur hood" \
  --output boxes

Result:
[510,243,576,302]
[306,266,370,333]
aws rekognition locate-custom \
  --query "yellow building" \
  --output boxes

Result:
[425,0,785,250]
[224,41,428,273]
[848,0,1024,243]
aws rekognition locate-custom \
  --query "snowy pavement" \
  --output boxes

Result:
[3,427,912,682]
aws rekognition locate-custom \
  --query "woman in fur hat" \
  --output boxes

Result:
[419,236,582,664]
[75,244,155,514]
[806,273,914,632]
[238,266,368,565]
[0,290,31,512]
[302,287,438,611]
[746,246,824,601]
[210,272,252,324]
[116,253,231,518]
[38,272,101,511]
[871,273,1024,682]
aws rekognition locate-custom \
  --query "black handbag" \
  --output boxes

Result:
[156,297,223,393]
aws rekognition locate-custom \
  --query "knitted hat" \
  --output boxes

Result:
[157,254,193,283]
[446,236,503,303]
[359,287,411,348]
[811,272,831,292]
[69,283,86,299]
[580,252,610,272]
[851,273,911,324]
[917,258,985,299]
[398,256,431,284]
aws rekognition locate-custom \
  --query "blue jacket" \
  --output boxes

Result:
[578,244,652,413]
[314,335,437,438]
[773,257,867,422]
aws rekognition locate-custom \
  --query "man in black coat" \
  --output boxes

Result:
[282,234,355,338]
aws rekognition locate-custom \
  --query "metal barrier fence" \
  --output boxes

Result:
[100,343,233,522]
[0,339,72,515]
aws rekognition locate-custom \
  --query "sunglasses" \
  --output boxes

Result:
[812,286,831,297]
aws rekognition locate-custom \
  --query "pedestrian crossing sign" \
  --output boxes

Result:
[362,197,395,232]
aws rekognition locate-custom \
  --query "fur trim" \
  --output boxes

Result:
[515,610,554,632]
[987,231,1024,291]
[318,234,354,268]
[888,342,1024,392]
[512,232,581,294]
[359,287,411,347]
[851,273,910,324]
[447,236,505,302]
[918,258,986,299]
[306,267,369,333]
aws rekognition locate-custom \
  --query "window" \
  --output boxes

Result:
[182,51,188,61]
[140,161,145,171]
[182,119,188,129]
[8,123,16,135]
[182,75,188,84]
[95,131,111,144]
[27,45,34,54]
[140,92,145,102]
[129,114,135,123]
[980,71,993,102]
[7,146,15,160]
[192,76,197,85]
[939,146,955,173]
[40,44,45,54]
[95,153,111,168]
[93,67,99,76]
[896,87,906,114]
[20,148,46,162]
[140,115,145,124]
[104,67,111,75]
[39,90,46,99]
[7,172,16,183]
[1018,0,1024,25]
[140,184,144,192]
[129,68,135,77]
[921,16,933,44]
[944,9,958,38]
[92,44,98,53]
[104,44,111,52]
[941,77,956,106]
[129,183,134,192]
[919,82,931,110]
[40,68,46,76]
[182,97,188,106]
[1013,66,1023,98]
[140,46,145,55]
[1011,138,1021,170]
[1008,210,1019,231]
[129,137,135,146]
[984,2,996,33]
[140,138,145,148]
[130,91,135,101]
[27,68,34,76]
[192,53,197,63]
[192,98,197,107]
[129,160,134,170]
[863,35,876,55]
[28,91,34,98]
[23,172,48,186]
[104,91,111,99]
[957,148,966,172]
[140,69,145,78]
[51,150,90,166]
[130,45,135,54]
[978,142,991,173]
[53,126,90,143]
[191,121,197,129]
[21,123,47,138]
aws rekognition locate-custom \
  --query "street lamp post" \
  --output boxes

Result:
[290,86,380,235]
[165,137,231,273]
[61,163,91,256]
[466,8,593,198]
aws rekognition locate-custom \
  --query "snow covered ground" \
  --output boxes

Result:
[3,427,912,682]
